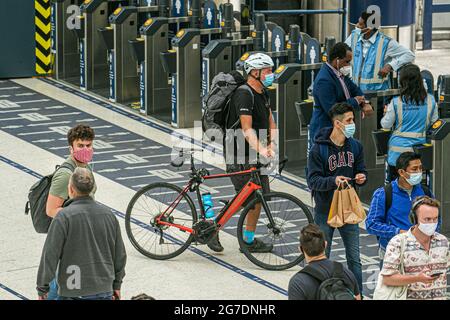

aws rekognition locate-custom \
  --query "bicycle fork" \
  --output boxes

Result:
[256,190,281,236]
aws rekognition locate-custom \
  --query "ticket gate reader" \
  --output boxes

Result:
[78,0,129,92]
[135,17,172,120]
[411,119,450,237]
[128,0,198,117]
[103,5,159,103]
[160,29,202,128]
[51,0,83,85]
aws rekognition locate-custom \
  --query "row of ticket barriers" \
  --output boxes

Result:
[50,0,450,236]
[51,0,327,126]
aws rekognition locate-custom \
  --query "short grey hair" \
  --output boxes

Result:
[70,167,94,196]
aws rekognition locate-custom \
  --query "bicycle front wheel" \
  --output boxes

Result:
[125,182,197,260]
[237,192,314,270]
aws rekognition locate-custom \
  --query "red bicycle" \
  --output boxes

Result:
[125,148,313,270]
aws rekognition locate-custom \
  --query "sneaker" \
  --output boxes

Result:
[207,233,224,252]
[240,238,273,253]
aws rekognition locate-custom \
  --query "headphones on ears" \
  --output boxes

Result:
[408,195,440,225]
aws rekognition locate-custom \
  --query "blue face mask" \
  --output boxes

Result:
[342,123,356,138]
[261,73,274,87]
[406,171,423,186]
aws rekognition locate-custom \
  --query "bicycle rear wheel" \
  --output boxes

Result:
[237,192,314,270]
[125,182,197,260]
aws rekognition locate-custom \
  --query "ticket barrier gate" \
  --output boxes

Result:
[131,18,173,120]
[272,62,322,174]
[160,29,202,128]
[128,0,195,118]
[357,89,400,204]
[159,3,231,128]
[50,0,84,85]
[97,5,159,104]
[78,0,128,93]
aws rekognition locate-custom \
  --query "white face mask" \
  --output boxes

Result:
[340,66,352,77]
[418,222,438,236]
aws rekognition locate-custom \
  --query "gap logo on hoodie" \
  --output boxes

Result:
[328,151,355,171]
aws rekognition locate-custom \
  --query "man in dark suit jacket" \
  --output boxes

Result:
[309,42,374,152]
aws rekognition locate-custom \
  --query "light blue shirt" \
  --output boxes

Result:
[345,30,415,72]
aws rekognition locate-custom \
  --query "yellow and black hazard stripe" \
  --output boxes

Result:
[35,0,52,75]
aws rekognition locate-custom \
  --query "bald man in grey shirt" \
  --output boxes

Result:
[37,168,127,300]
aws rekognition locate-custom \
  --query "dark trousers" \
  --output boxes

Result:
[314,210,364,294]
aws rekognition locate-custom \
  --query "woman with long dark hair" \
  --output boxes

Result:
[381,64,438,182]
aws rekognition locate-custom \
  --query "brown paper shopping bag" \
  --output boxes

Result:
[342,181,366,225]
[327,183,344,228]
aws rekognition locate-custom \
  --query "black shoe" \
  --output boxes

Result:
[207,233,224,252]
[240,238,273,253]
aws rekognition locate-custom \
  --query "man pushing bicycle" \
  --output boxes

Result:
[207,53,278,253]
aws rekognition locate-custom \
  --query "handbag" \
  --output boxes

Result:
[327,182,345,228]
[341,180,366,225]
[372,234,408,300]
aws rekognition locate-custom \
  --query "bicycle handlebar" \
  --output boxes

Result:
[170,146,288,176]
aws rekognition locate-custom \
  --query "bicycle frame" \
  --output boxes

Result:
[155,167,276,234]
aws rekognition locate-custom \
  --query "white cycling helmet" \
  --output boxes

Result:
[243,52,274,74]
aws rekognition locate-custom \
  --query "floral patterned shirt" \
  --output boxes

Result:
[381,228,449,300]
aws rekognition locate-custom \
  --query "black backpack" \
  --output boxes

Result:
[25,163,75,233]
[300,261,356,300]
[202,70,253,142]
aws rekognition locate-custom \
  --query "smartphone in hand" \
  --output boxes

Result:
[430,272,443,278]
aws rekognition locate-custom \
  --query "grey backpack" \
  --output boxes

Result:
[202,70,253,142]
[25,162,75,233]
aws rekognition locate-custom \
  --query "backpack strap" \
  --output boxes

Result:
[300,262,352,289]
[384,183,431,220]
[319,143,328,171]
[299,264,328,283]
[55,162,76,174]
[227,84,255,130]
[239,84,255,106]
[331,261,346,279]
[384,183,393,220]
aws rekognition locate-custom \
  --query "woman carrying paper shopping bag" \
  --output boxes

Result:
[308,102,368,294]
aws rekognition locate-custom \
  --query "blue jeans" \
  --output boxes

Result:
[57,292,113,300]
[314,211,363,294]
[46,279,59,300]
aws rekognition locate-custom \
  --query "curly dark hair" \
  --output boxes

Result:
[399,64,427,106]
[67,124,95,147]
